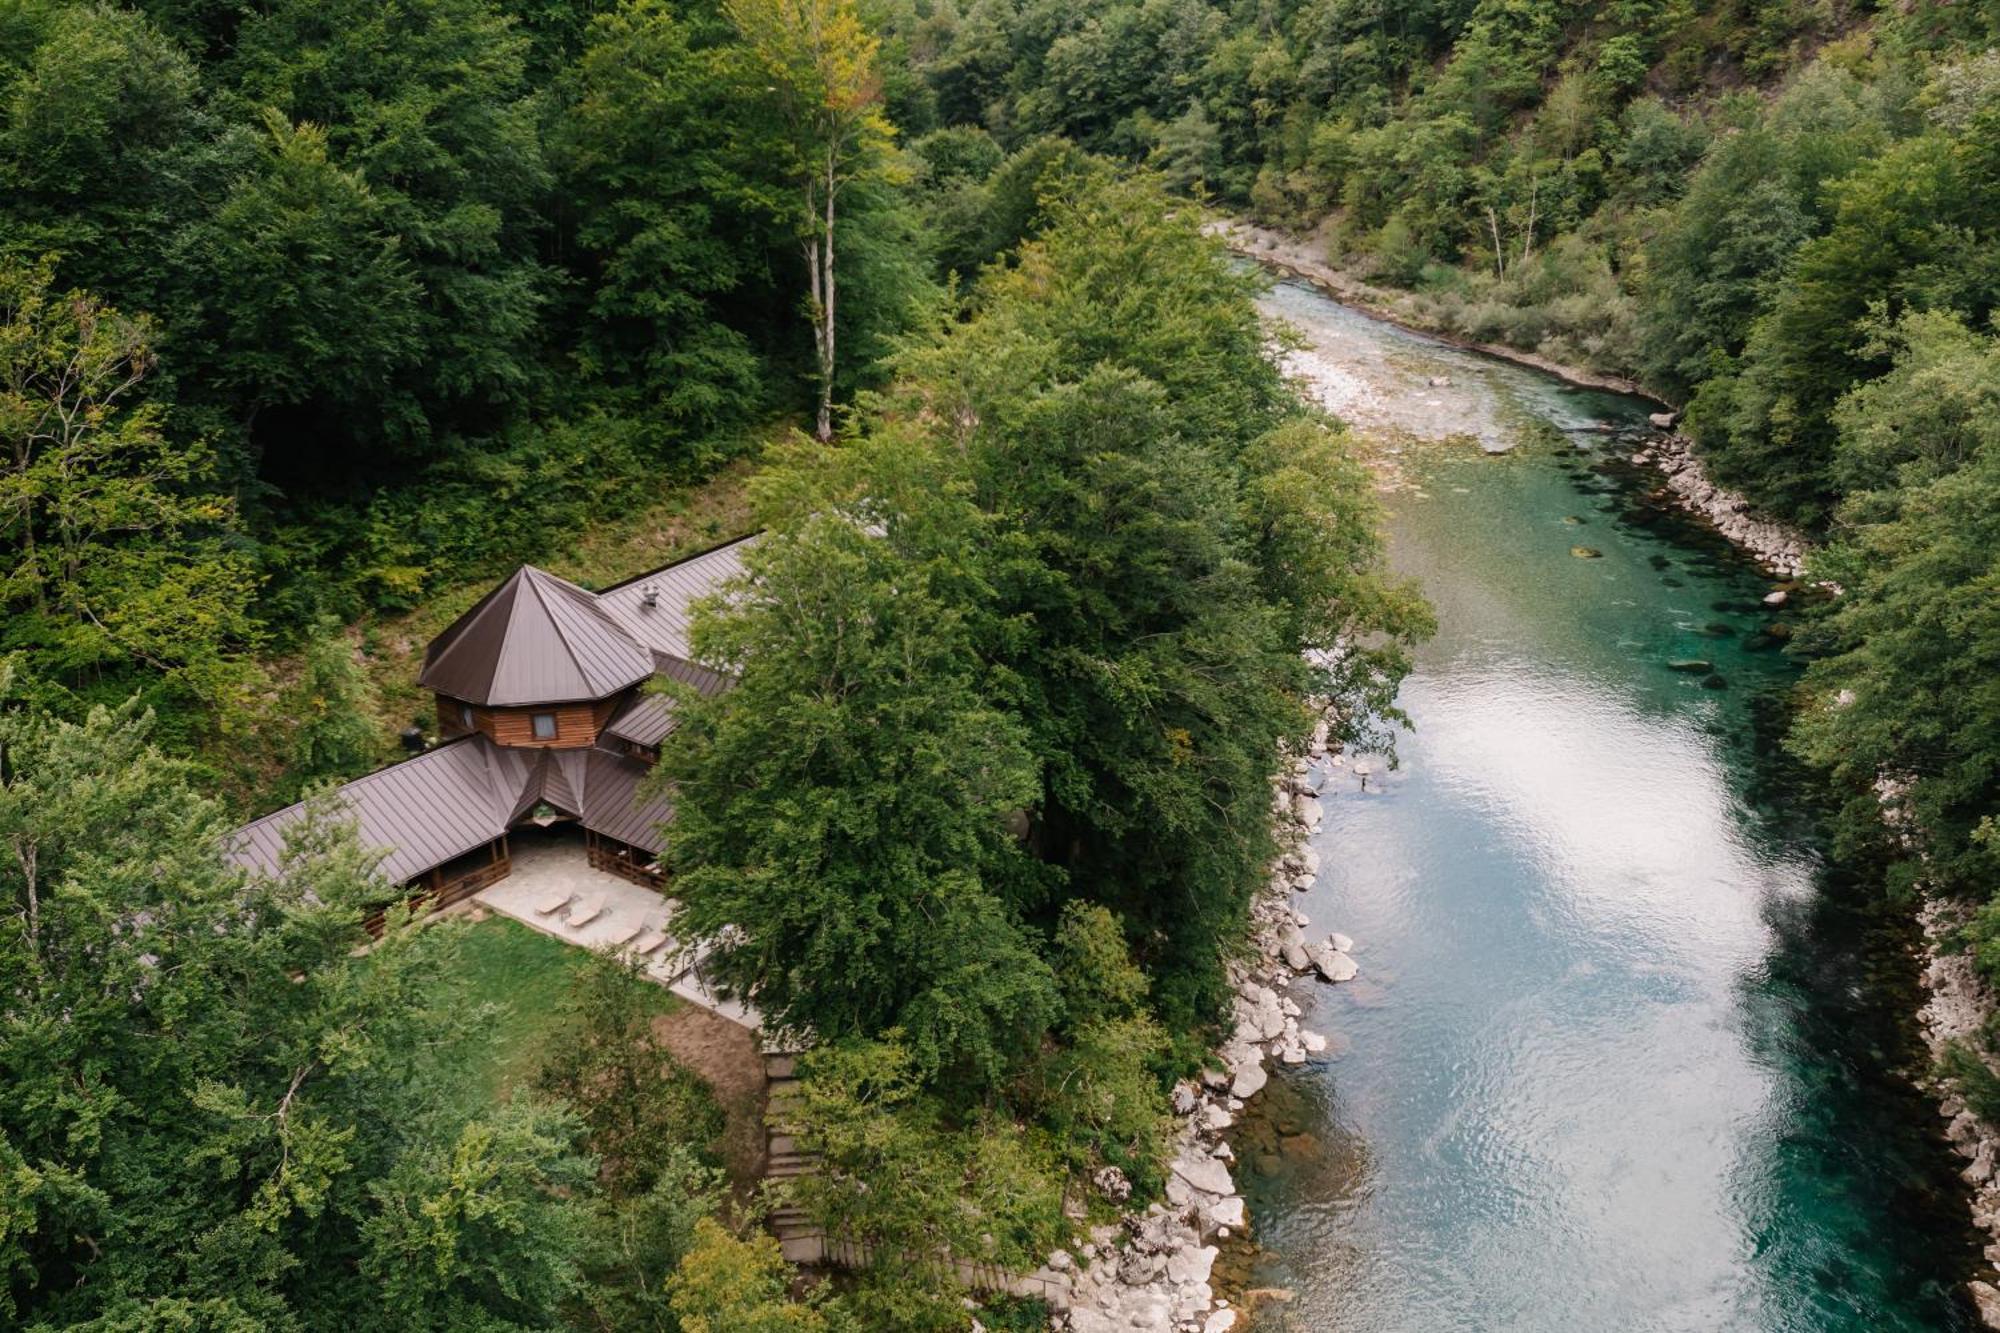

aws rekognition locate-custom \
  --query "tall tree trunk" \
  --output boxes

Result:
[815,149,839,442]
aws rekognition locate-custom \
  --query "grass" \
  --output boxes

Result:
[428,913,680,1107]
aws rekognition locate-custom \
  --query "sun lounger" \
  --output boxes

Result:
[567,894,605,928]
[534,890,572,916]
[603,919,642,949]
[629,930,668,956]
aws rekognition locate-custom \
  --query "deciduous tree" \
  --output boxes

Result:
[726,0,895,440]
[0,260,256,706]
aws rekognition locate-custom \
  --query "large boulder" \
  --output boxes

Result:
[1166,1245,1219,1287]
[1306,941,1359,982]
[1172,1151,1235,1199]
[1970,1280,2000,1331]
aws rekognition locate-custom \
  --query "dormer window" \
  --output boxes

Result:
[531,712,558,740]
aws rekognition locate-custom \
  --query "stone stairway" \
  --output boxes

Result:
[761,1051,828,1264]
[758,1049,1072,1307]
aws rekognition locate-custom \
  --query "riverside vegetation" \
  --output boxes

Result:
[851,0,2000,1126]
[4,0,1998,1327]
[1,0,1429,1323]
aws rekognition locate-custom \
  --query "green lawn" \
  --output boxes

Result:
[428,913,679,1106]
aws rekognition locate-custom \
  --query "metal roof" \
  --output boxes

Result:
[603,658,733,749]
[228,734,674,884]
[580,747,671,852]
[419,566,656,706]
[234,537,751,886]
[228,737,519,884]
[604,692,679,748]
[596,535,757,662]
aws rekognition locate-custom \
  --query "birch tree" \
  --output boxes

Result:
[726,0,892,441]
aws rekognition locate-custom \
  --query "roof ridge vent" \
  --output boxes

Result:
[640,583,659,609]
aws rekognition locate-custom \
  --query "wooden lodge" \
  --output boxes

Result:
[227,537,751,918]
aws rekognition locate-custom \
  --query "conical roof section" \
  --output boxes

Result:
[419,566,654,706]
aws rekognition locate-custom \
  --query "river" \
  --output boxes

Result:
[1233,278,1979,1331]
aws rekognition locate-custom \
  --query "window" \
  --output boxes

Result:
[460,703,474,731]
[531,712,558,740]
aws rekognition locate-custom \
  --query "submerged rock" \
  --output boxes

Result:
[1571,545,1604,559]
[1667,659,1712,673]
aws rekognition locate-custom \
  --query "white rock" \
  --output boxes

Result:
[1119,1291,1172,1331]
[1203,1311,1239,1333]
[1165,1245,1218,1287]
[1231,1062,1267,1099]
[1207,1195,1246,1229]
[1171,1152,1235,1198]
[1763,588,1789,606]
[1329,931,1354,953]
[1969,1280,2000,1331]
[1306,941,1358,982]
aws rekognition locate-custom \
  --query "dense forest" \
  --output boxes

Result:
[844,0,2000,920]
[6,0,2000,1327]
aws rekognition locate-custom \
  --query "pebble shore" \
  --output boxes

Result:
[1053,718,1354,1333]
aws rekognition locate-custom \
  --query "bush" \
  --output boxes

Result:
[1366,213,1431,288]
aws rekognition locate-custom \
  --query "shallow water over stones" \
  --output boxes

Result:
[1231,281,1979,1332]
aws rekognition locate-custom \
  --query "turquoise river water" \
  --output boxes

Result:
[1235,279,1979,1332]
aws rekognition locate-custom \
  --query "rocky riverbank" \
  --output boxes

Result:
[1919,901,2000,1328]
[1211,218,1653,399]
[1215,218,1816,584]
[1627,435,1809,580]
[1055,719,1358,1333]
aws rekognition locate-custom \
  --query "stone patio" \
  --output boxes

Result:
[475,832,758,1029]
